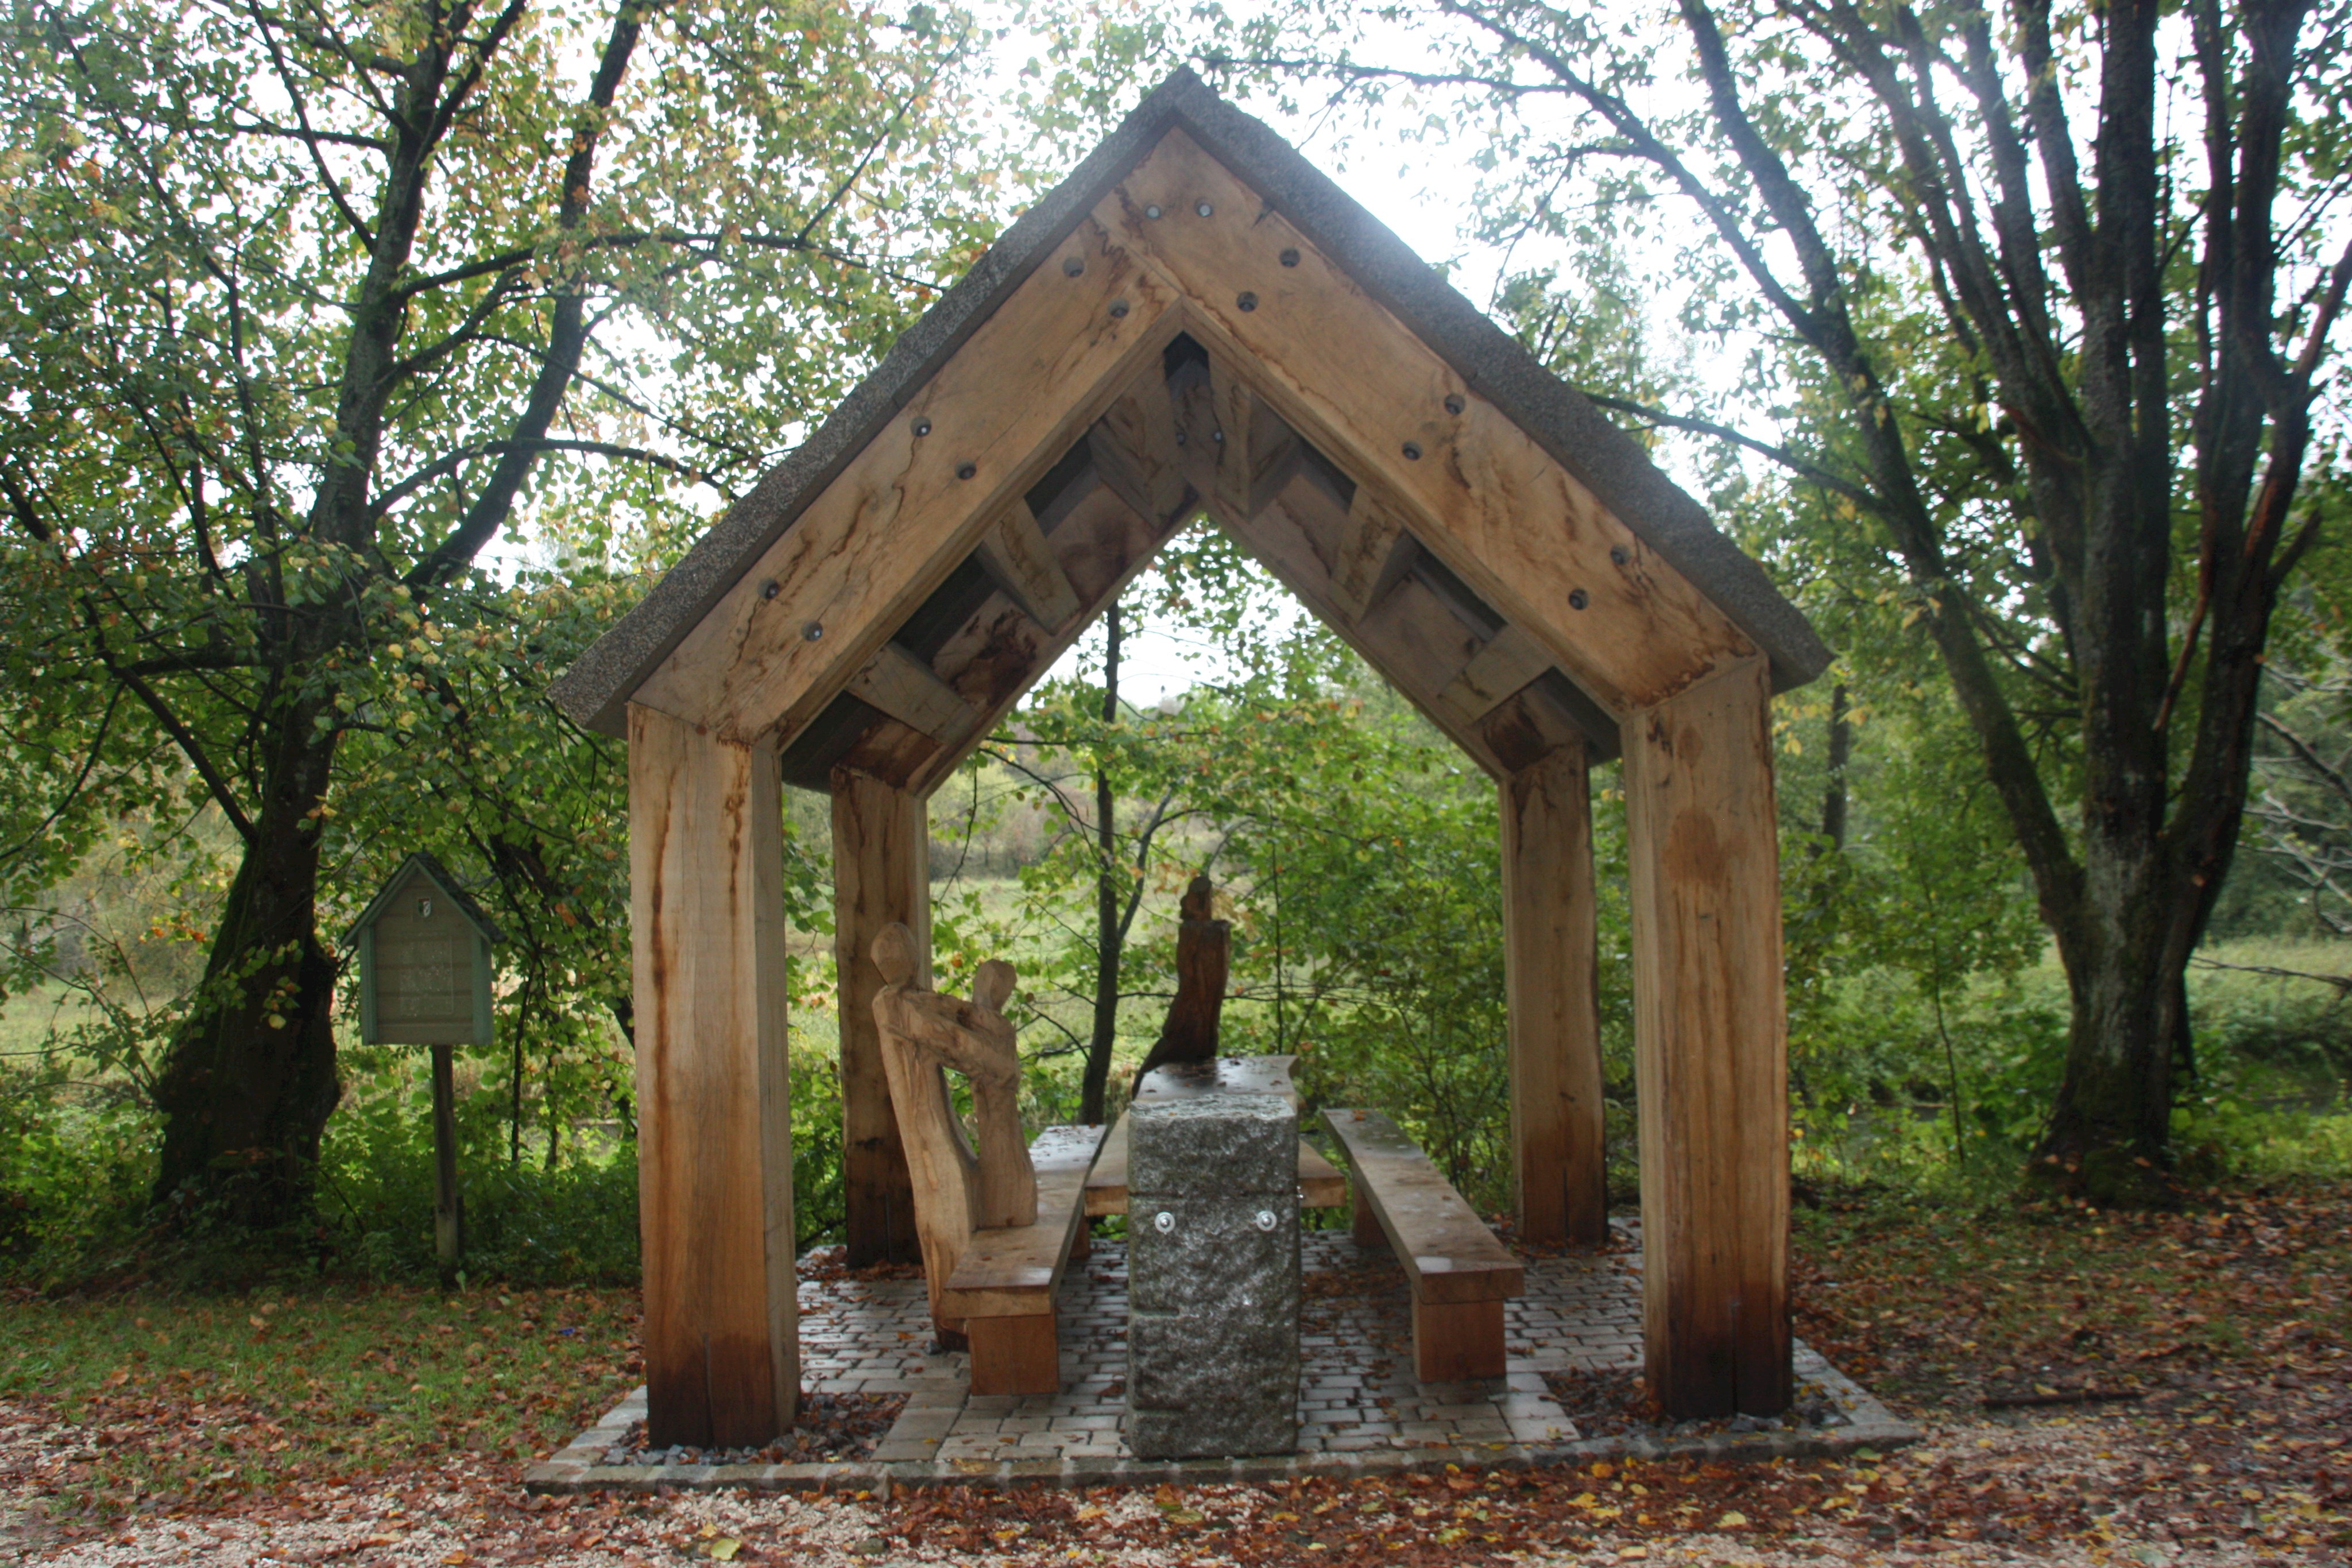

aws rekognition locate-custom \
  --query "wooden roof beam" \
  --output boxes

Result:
[1107,132,1761,717]
[847,643,981,749]
[1088,369,1189,528]
[1441,625,1555,724]
[970,500,1083,632]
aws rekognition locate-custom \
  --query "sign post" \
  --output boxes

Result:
[347,853,505,1279]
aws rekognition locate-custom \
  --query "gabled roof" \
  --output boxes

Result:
[344,852,506,947]
[551,69,1827,742]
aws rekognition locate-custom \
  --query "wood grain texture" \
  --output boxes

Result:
[942,1123,1106,1318]
[972,500,1082,630]
[1443,625,1556,723]
[1323,1108,1525,1306]
[895,478,1181,796]
[967,1316,1061,1397]
[1088,371,1188,526]
[1097,129,1757,717]
[1502,741,1607,1248]
[1410,1298,1508,1383]
[872,926,1044,1337]
[1329,485,1413,624]
[1620,657,1792,1418]
[847,642,980,745]
[628,703,797,1449]
[632,216,1184,741]
[830,768,927,1267]
[1216,474,1508,777]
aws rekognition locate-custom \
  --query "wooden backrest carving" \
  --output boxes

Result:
[870,922,1038,1328]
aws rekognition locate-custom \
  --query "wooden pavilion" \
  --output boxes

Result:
[551,69,1831,1451]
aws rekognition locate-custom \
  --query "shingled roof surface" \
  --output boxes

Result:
[550,69,1829,737]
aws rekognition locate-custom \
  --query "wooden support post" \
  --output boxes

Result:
[1621,659,1791,1418]
[1501,740,1607,1249]
[629,703,799,1450]
[832,766,930,1267]
[430,1042,463,1279]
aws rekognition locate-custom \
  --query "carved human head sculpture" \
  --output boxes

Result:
[872,922,918,987]
[973,958,1016,1015]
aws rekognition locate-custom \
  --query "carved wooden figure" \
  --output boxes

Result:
[1128,874,1229,1096]
[870,922,1038,1338]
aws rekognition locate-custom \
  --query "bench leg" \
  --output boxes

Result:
[1412,1296,1506,1383]
[1351,1179,1384,1246]
[1069,1219,1092,1261]
[967,1315,1059,1396]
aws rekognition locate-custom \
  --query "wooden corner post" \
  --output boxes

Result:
[629,703,799,1449]
[831,766,930,1267]
[1501,738,1607,1249]
[1621,659,1791,1418]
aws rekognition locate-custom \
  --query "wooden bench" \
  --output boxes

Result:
[941,1122,1107,1396]
[1084,1054,1348,1217]
[1324,1108,1525,1382]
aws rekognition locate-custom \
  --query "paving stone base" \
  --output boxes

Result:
[528,1230,1915,1493]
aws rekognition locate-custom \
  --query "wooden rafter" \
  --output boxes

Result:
[972,500,1083,631]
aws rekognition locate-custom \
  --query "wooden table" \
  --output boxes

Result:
[1082,1054,1349,1216]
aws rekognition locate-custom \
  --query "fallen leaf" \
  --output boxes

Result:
[705,1539,741,1562]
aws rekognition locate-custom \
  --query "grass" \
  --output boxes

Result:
[0,1283,640,1516]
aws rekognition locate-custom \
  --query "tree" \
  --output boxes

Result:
[0,0,1005,1228]
[1210,0,2352,1199]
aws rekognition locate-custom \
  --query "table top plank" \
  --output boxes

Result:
[1084,1113,1347,1216]
[1324,1108,1523,1304]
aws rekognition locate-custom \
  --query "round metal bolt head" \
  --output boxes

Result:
[1109,299,1130,319]
[912,417,933,437]
[1154,1211,1175,1233]
[1402,441,1423,460]
[803,621,825,641]
[1610,545,1630,566]
[1211,428,1225,443]
[1279,247,1301,268]
[1255,1209,1276,1232]
[956,462,977,480]
[1145,203,1163,219]
[1237,291,1258,312]
[1568,589,1591,610]
[760,580,780,601]
[1196,200,1214,217]
[1445,393,1467,416]
[1062,255,1085,277]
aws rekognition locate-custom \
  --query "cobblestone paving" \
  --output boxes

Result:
[808,1230,1640,1465]
[533,1226,1907,1491]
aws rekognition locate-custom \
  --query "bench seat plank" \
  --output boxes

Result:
[940,1124,1105,1397]
[1325,1108,1523,1382]
[943,1124,1105,1318]
[1324,1109,1523,1303]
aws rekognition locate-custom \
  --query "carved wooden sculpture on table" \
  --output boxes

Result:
[869,922,1038,1344]
[1128,874,1229,1095]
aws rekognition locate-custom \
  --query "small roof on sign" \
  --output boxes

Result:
[343,852,506,947]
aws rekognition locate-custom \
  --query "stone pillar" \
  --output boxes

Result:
[1125,1095,1301,1458]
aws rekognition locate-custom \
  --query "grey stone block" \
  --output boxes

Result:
[1131,1403,1295,1459]
[1128,1315,1300,1415]
[1129,1095,1295,1196]
[1127,1194,1301,1316]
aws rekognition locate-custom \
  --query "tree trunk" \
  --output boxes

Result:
[1819,683,1850,851]
[149,721,343,1229]
[1079,601,1123,1125]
